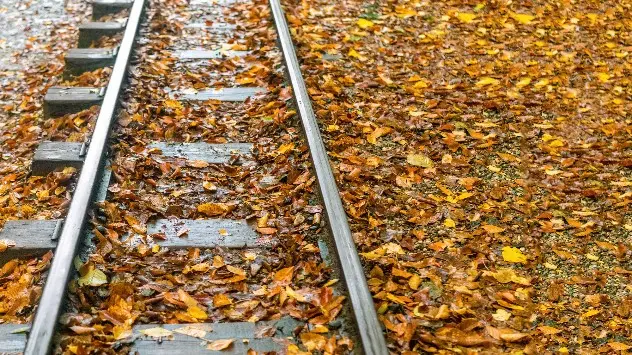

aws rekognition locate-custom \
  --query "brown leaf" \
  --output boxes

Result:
[206,339,234,351]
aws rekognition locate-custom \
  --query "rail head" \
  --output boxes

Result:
[268,1,389,354]
[24,0,146,353]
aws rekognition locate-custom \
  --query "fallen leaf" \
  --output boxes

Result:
[213,294,232,307]
[301,332,327,351]
[197,202,230,216]
[357,18,374,29]
[484,268,531,285]
[0,239,16,253]
[187,306,208,320]
[510,12,535,24]
[456,12,476,23]
[476,77,500,87]
[502,246,527,263]
[187,160,210,168]
[407,154,433,168]
[78,268,108,287]
[538,326,562,335]
[207,339,234,351]
[492,309,511,321]
[482,224,505,234]
[174,325,208,339]
[141,327,173,338]
[581,309,600,318]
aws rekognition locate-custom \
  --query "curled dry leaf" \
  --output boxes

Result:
[206,339,234,351]
[0,239,16,253]
[140,327,174,338]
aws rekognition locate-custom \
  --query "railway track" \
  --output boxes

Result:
[0,0,388,354]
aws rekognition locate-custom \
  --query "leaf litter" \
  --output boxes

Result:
[283,0,632,352]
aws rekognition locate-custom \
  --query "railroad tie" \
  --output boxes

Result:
[144,219,272,249]
[0,318,302,354]
[91,0,134,20]
[0,219,268,269]
[147,142,253,163]
[188,0,243,7]
[78,21,127,48]
[64,47,118,77]
[43,86,105,117]
[31,141,86,176]
[184,23,237,31]
[171,87,266,101]
[173,49,249,60]
[0,220,62,265]
[132,318,302,354]
[0,324,29,354]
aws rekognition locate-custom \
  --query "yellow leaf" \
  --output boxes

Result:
[191,262,210,272]
[278,142,295,154]
[300,332,327,351]
[187,306,208,320]
[475,77,499,87]
[456,12,477,23]
[213,294,233,307]
[457,192,473,201]
[164,99,183,109]
[492,309,511,321]
[534,78,549,89]
[409,274,421,290]
[502,246,527,263]
[178,289,199,307]
[549,139,564,147]
[596,72,610,82]
[286,286,307,302]
[226,265,246,276]
[485,268,531,285]
[231,43,248,51]
[516,77,531,88]
[236,77,256,85]
[360,247,386,260]
[356,18,374,29]
[581,309,600,318]
[348,49,365,60]
[396,7,417,18]
[412,80,429,89]
[510,12,535,24]
[78,268,108,287]
[585,253,599,261]
[384,242,405,255]
[197,202,230,216]
[538,326,562,335]
[444,218,456,228]
[407,154,434,168]
[586,13,599,25]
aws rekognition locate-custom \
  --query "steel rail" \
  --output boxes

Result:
[269,1,389,354]
[24,0,146,353]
